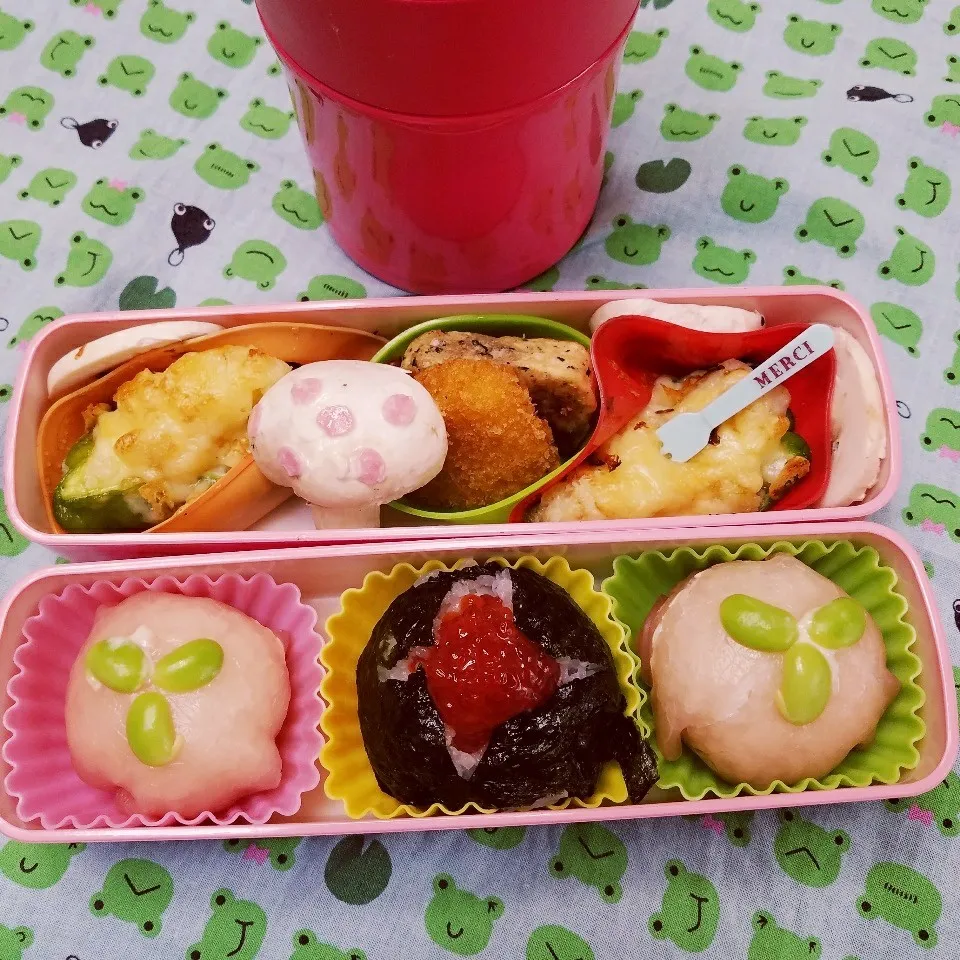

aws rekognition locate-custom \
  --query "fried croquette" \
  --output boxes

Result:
[410,358,560,511]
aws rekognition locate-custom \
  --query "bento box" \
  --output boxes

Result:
[0,522,953,843]
[5,287,900,561]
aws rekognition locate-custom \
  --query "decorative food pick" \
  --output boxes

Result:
[720,594,867,725]
[656,324,835,463]
[249,360,448,528]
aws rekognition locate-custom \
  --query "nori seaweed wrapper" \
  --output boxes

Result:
[356,562,658,809]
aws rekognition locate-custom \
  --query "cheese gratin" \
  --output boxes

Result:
[529,360,810,523]
[55,346,290,531]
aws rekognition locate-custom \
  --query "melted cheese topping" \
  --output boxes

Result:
[80,346,290,516]
[531,361,795,522]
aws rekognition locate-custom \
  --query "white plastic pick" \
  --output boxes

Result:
[655,323,836,463]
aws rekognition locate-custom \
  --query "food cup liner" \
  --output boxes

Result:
[321,555,646,819]
[3,573,324,829]
[601,540,925,800]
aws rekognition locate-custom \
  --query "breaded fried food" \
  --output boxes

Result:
[410,358,560,511]
[401,330,596,453]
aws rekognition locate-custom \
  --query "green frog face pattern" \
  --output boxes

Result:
[860,37,917,75]
[885,772,960,837]
[8,306,63,348]
[661,103,719,141]
[872,0,927,24]
[946,55,960,83]
[526,926,593,960]
[721,164,788,222]
[130,129,188,160]
[91,859,173,938]
[685,46,742,91]
[70,0,123,17]
[194,143,260,189]
[763,71,821,99]
[821,128,879,185]
[878,226,935,285]
[98,55,156,98]
[0,491,29,556]
[141,0,195,44]
[0,925,31,960]
[921,407,960,455]
[188,889,267,960]
[870,301,922,355]
[207,21,262,68]
[744,115,807,146]
[896,157,951,217]
[924,94,960,132]
[223,837,301,872]
[707,0,760,32]
[273,180,323,229]
[692,236,755,284]
[0,154,21,185]
[783,266,844,289]
[224,240,287,291]
[467,827,526,850]
[949,330,960,384]
[0,12,32,51]
[612,90,643,128]
[902,483,960,541]
[56,231,113,287]
[323,837,391,905]
[623,28,668,64]
[585,276,647,290]
[523,266,559,292]
[784,15,841,55]
[290,930,365,960]
[0,220,40,270]
[748,911,820,960]
[795,198,864,257]
[425,874,503,956]
[719,811,754,846]
[948,5,960,34]
[857,862,940,948]
[548,824,627,903]
[240,98,295,139]
[649,860,719,952]
[606,215,670,266]
[0,86,54,130]
[170,73,228,119]
[81,178,145,226]
[298,275,367,301]
[0,841,85,889]
[40,30,94,78]
[774,810,849,887]
[18,168,77,207]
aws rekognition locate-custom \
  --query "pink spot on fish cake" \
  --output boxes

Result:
[317,405,354,436]
[291,378,323,405]
[382,393,416,426]
[277,446,302,478]
[352,448,386,486]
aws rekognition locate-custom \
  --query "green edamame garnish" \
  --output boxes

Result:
[719,595,797,651]
[154,638,223,692]
[126,692,179,767]
[86,639,148,694]
[777,644,832,726]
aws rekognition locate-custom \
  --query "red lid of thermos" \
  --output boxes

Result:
[256,0,640,118]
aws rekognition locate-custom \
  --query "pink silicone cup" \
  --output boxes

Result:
[2,572,323,830]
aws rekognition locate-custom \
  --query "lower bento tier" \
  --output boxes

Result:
[356,563,657,809]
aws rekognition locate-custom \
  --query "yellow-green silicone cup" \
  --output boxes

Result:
[371,315,592,525]
[320,555,646,819]
[601,540,925,800]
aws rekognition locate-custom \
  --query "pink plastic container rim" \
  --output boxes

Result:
[0,520,952,842]
[4,287,902,560]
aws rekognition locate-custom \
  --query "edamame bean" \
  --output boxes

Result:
[809,597,866,649]
[85,640,147,694]
[126,692,178,766]
[720,594,798,651]
[777,644,832,725]
[154,638,223,693]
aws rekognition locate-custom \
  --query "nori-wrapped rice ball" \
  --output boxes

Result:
[356,562,658,809]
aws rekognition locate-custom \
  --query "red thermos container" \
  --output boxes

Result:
[256,0,640,293]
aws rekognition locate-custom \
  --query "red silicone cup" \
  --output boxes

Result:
[2,573,323,830]
[512,315,837,521]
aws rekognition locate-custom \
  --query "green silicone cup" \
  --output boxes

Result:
[601,540,926,800]
[372,314,592,525]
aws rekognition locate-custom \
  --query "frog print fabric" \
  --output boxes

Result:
[1,1,960,959]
